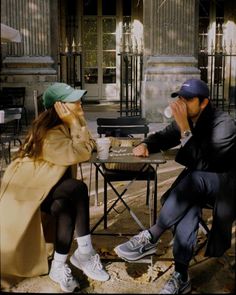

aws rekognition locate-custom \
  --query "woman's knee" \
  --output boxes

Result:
[53,179,88,199]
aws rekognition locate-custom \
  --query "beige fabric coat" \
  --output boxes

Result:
[0,122,95,287]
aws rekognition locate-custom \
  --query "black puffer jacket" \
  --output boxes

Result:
[144,103,236,257]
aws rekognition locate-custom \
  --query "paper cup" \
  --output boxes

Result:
[96,137,111,160]
[164,106,172,118]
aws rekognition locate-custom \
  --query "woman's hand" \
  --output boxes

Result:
[133,143,149,157]
[54,101,78,126]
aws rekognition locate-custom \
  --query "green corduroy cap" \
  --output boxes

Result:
[43,82,87,109]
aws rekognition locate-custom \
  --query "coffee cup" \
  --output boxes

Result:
[96,137,111,160]
[164,106,172,118]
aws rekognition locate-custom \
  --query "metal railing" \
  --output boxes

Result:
[58,50,83,89]
[198,45,236,118]
[119,52,143,117]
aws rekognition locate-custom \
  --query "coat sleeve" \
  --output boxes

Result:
[176,114,236,171]
[143,121,181,153]
[42,124,96,166]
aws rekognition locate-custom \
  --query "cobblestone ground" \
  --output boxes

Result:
[1,103,235,293]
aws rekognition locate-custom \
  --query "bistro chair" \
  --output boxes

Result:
[92,116,158,232]
[1,87,28,127]
[0,108,22,166]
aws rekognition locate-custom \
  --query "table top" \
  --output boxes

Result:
[89,146,166,164]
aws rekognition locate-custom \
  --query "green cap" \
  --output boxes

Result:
[43,82,87,109]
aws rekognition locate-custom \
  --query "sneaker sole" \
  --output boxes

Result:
[180,281,191,294]
[49,272,79,293]
[70,255,109,282]
[114,246,157,261]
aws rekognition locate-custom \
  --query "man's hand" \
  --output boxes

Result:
[133,143,149,157]
[170,100,190,134]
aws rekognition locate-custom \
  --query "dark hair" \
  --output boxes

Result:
[16,107,62,160]
[198,95,208,103]
[184,95,208,103]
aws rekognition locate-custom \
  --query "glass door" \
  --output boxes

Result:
[82,0,118,102]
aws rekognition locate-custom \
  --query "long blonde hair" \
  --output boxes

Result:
[16,107,62,160]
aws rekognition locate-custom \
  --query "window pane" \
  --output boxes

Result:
[103,18,116,33]
[84,52,97,67]
[103,68,116,83]
[103,34,116,50]
[103,52,116,67]
[83,18,97,33]
[83,0,97,15]
[102,0,116,15]
[123,0,131,16]
[84,68,98,84]
[84,34,97,50]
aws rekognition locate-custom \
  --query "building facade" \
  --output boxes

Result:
[1,0,235,122]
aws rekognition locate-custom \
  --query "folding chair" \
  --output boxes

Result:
[1,87,28,127]
[93,116,158,232]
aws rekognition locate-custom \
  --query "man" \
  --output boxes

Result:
[114,78,236,294]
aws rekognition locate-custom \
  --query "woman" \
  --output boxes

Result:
[0,82,109,292]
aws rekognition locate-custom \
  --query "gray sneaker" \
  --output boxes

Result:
[114,230,157,261]
[159,271,191,294]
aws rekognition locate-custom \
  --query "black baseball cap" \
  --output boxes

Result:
[171,78,209,99]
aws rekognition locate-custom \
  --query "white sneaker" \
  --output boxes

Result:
[49,261,80,292]
[70,250,110,282]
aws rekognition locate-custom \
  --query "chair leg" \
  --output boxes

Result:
[146,178,150,206]
[104,178,108,229]
[95,166,99,206]
[152,173,158,225]
[78,163,83,181]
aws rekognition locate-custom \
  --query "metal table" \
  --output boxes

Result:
[89,146,166,235]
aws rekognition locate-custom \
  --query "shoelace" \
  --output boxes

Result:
[129,230,151,247]
[91,254,103,271]
[62,264,74,283]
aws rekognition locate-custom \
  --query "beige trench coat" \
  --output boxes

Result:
[0,122,95,287]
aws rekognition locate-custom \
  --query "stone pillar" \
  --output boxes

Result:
[142,0,200,122]
[0,0,58,115]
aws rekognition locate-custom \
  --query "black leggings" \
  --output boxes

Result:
[41,178,90,254]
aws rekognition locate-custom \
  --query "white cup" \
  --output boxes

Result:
[164,106,172,118]
[96,137,111,160]
[0,110,5,123]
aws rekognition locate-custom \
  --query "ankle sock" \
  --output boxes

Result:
[53,252,68,266]
[76,234,94,254]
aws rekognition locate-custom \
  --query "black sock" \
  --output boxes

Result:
[148,224,165,243]
[175,262,188,282]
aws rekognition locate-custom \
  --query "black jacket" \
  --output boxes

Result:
[144,103,236,257]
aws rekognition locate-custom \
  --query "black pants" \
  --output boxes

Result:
[156,170,220,266]
[41,178,90,254]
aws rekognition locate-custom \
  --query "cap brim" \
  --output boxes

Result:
[63,89,87,103]
[171,92,179,98]
[171,90,195,99]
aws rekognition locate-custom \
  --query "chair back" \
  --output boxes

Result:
[33,90,45,119]
[97,116,149,138]
[1,87,25,108]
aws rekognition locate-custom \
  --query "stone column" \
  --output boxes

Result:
[1,0,58,114]
[142,0,200,122]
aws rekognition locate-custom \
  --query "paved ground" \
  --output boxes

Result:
[1,102,235,293]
